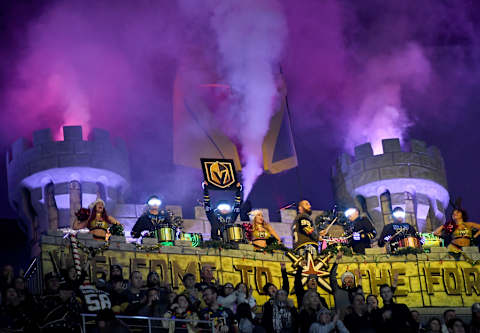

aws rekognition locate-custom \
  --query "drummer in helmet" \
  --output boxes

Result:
[378,207,419,248]
[131,196,172,238]
[202,181,242,241]
[344,207,376,254]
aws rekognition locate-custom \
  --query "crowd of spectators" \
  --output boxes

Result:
[0,252,479,333]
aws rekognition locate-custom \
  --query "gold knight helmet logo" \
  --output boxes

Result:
[202,159,236,189]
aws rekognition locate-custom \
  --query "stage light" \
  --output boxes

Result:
[216,203,232,213]
[147,197,162,207]
[344,208,357,218]
[392,208,405,219]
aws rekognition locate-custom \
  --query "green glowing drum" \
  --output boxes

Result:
[420,233,444,251]
[179,232,203,247]
[156,226,175,242]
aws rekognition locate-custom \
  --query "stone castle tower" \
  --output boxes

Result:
[6,126,130,253]
[331,138,449,234]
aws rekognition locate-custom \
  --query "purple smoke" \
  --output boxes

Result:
[1,0,479,215]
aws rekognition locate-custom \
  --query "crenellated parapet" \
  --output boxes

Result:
[332,138,449,234]
[6,126,130,254]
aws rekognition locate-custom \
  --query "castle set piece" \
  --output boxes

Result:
[6,126,480,311]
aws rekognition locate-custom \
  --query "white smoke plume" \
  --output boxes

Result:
[209,0,287,198]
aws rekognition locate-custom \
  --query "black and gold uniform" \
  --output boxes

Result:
[350,216,377,254]
[292,213,318,251]
[203,184,242,241]
[131,210,172,238]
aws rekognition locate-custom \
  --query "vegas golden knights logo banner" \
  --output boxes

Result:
[201,158,237,190]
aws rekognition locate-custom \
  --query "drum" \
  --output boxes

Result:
[319,237,350,251]
[157,226,175,242]
[420,233,443,251]
[179,232,203,247]
[223,225,245,243]
[397,236,421,249]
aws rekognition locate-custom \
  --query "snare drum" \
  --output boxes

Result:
[157,226,175,242]
[397,236,421,249]
[179,232,203,247]
[223,225,245,242]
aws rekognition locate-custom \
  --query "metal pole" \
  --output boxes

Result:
[82,314,86,333]
[147,318,151,333]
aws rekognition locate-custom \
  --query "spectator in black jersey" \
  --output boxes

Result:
[297,290,326,333]
[261,289,297,333]
[343,293,376,333]
[124,271,147,315]
[109,277,129,314]
[470,303,480,333]
[182,273,203,310]
[366,294,379,314]
[446,318,467,333]
[138,287,168,318]
[0,287,34,332]
[43,272,61,296]
[374,284,416,333]
[345,208,377,254]
[199,286,236,333]
[106,265,128,293]
[261,263,290,324]
[40,282,82,332]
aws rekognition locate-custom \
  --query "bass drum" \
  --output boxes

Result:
[223,224,245,243]
[179,232,203,247]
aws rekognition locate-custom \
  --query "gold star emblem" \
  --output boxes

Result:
[287,251,333,292]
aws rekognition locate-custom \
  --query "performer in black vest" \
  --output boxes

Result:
[202,181,242,241]
[345,207,377,254]
[131,196,172,238]
[292,200,321,254]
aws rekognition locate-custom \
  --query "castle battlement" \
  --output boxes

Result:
[6,126,130,253]
[332,138,447,189]
[331,138,449,234]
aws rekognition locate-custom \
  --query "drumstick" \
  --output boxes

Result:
[322,217,338,235]
[387,230,404,243]
[345,229,364,239]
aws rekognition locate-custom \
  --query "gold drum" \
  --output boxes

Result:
[223,225,244,242]
[157,227,175,242]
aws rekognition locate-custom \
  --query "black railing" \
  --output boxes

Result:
[80,313,216,333]
[24,256,43,295]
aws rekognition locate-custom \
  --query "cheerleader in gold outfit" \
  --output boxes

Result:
[73,199,122,240]
[250,210,282,250]
[433,208,480,253]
